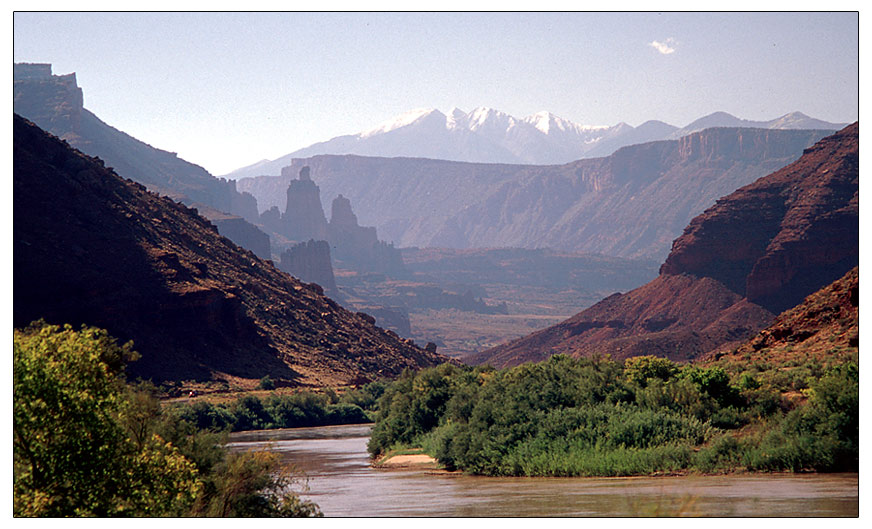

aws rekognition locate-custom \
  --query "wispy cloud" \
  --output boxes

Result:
[649,38,677,55]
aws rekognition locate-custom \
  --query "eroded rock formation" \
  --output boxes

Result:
[280,166,329,241]
[238,127,834,261]
[328,194,405,275]
[278,240,338,298]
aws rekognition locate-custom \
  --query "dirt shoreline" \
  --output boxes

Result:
[374,453,442,470]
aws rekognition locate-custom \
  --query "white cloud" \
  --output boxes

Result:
[649,38,677,55]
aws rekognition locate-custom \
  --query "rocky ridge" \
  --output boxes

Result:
[190,203,272,260]
[13,114,447,385]
[711,267,858,366]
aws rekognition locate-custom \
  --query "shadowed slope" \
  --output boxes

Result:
[13,115,447,385]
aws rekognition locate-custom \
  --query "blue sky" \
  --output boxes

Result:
[13,11,859,175]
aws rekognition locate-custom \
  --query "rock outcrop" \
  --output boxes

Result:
[191,203,271,260]
[711,267,858,364]
[278,240,339,298]
[13,114,447,385]
[661,123,859,314]
[328,194,405,275]
[280,166,330,242]
[354,306,413,338]
[472,124,858,368]
[238,127,834,261]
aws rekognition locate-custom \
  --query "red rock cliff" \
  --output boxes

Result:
[662,122,858,313]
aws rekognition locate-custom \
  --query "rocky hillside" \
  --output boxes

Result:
[472,123,858,368]
[13,114,447,386]
[711,266,858,366]
[239,127,833,261]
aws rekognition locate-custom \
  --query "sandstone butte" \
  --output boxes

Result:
[13,114,448,386]
[472,123,858,368]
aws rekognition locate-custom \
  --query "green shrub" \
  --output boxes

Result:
[624,355,679,387]
[14,322,323,517]
[257,375,276,390]
[692,434,742,472]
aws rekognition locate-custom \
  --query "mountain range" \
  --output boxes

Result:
[224,106,847,178]
[10,61,859,391]
[239,127,834,261]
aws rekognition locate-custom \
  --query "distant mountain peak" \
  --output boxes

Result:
[526,111,559,134]
[705,110,737,119]
[446,107,468,128]
[465,107,516,131]
[361,107,443,138]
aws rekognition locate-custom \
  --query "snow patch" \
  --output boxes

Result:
[361,108,441,138]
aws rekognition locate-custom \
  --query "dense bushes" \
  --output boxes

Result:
[167,384,382,433]
[13,322,321,517]
[367,354,858,477]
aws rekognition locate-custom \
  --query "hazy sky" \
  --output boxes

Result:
[13,11,859,176]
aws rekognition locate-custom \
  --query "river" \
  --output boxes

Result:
[227,424,858,517]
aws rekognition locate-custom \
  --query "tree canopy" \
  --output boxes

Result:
[13,321,321,517]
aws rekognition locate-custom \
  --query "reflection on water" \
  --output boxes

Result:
[227,424,859,517]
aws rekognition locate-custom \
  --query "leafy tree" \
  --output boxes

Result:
[13,322,199,516]
[14,321,322,517]
[231,395,273,431]
[679,365,740,407]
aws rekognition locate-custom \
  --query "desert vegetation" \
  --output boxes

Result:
[13,321,322,517]
[367,353,858,477]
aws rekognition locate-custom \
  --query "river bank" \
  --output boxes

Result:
[227,424,859,517]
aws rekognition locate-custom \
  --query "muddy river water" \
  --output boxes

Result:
[227,424,858,517]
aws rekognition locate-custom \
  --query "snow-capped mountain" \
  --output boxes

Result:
[223,107,632,178]
[223,108,847,179]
